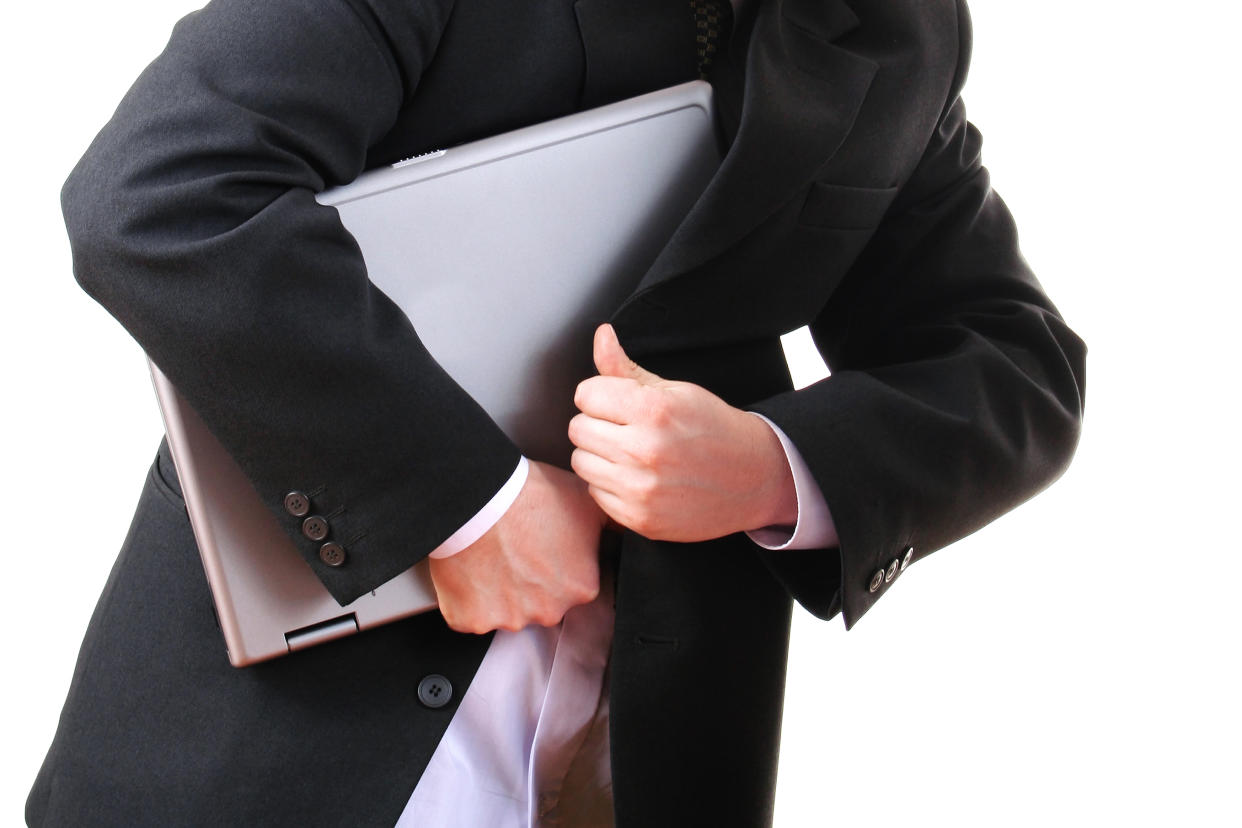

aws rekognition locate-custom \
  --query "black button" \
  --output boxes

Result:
[319,542,346,567]
[868,569,884,594]
[417,674,453,709]
[302,515,329,541]
[283,491,310,517]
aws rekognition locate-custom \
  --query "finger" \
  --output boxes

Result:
[574,375,644,423]
[585,483,633,530]
[593,323,662,385]
[567,413,631,461]
[434,592,482,635]
[570,446,627,493]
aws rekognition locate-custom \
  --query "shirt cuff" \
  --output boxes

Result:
[426,456,530,559]
[744,413,839,551]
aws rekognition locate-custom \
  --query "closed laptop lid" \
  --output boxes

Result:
[152,81,721,666]
[321,80,720,468]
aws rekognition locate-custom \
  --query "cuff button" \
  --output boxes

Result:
[319,542,346,567]
[885,559,899,583]
[302,515,330,541]
[901,545,914,571]
[283,491,310,517]
[868,569,885,593]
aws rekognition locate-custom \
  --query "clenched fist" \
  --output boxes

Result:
[568,324,796,542]
[429,460,607,634]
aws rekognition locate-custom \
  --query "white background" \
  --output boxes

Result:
[2,1,1239,825]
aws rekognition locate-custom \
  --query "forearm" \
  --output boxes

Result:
[64,0,521,603]
[752,106,1085,627]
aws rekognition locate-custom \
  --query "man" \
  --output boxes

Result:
[28,0,1086,825]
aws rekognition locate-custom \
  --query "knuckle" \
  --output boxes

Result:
[442,603,499,636]
[441,607,470,634]
[631,435,662,468]
[534,609,564,628]
[641,389,672,425]
[631,472,660,504]
[576,581,601,605]
[628,510,655,536]
[611,504,638,531]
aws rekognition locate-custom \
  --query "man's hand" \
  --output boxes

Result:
[568,324,797,542]
[428,461,607,634]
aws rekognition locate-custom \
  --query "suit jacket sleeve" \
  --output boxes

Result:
[61,0,521,605]
[749,7,1087,629]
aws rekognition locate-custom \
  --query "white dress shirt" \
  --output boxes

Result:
[395,414,835,827]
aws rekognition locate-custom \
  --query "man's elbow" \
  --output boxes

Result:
[1028,311,1087,493]
[60,151,169,316]
[61,159,125,302]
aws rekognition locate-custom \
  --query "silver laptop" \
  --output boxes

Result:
[150,81,721,666]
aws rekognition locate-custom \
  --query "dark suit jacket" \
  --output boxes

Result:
[29,0,1085,825]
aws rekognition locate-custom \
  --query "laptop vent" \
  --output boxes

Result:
[392,149,447,169]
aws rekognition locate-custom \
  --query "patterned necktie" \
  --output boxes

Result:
[690,0,734,80]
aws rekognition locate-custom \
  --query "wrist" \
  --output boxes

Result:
[742,411,798,530]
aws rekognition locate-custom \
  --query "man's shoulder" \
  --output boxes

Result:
[847,0,965,72]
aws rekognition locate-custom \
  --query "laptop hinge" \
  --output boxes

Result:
[285,614,359,652]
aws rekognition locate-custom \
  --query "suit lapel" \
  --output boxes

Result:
[630,0,878,295]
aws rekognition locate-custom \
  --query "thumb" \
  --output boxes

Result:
[593,323,662,385]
